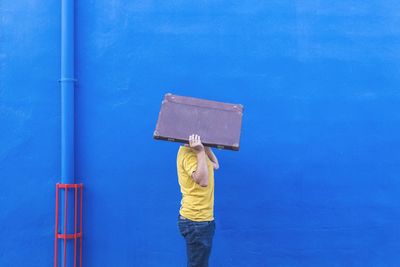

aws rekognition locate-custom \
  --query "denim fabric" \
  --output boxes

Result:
[178,216,216,267]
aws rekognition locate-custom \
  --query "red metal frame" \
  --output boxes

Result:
[54,183,83,267]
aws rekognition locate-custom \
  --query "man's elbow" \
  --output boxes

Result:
[193,172,208,187]
[199,179,208,187]
[196,174,209,187]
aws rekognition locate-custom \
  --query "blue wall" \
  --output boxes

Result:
[1,1,400,266]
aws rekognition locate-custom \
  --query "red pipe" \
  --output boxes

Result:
[64,186,68,267]
[80,186,83,267]
[74,186,77,267]
[54,184,83,267]
[54,184,59,267]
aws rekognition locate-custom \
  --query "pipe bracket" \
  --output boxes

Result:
[59,78,78,83]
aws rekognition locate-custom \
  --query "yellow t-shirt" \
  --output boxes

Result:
[177,146,214,221]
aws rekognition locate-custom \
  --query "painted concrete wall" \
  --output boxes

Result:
[1,1,400,266]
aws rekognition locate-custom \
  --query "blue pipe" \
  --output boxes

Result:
[60,0,75,265]
[61,0,75,184]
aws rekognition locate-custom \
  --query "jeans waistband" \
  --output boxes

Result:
[178,214,214,222]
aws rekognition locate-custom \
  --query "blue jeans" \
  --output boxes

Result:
[178,216,216,267]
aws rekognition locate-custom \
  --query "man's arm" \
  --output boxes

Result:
[189,134,209,187]
[205,147,219,170]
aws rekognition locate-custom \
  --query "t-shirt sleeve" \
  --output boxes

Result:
[183,153,198,177]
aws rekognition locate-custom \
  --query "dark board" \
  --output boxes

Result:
[153,93,244,151]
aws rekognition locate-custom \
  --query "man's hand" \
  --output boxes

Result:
[189,134,204,153]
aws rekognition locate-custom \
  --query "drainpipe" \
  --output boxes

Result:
[60,0,76,184]
[59,0,75,265]
[61,0,75,184]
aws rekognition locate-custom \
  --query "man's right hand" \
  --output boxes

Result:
[189,134,204,153]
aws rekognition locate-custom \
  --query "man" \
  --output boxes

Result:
[177,134,219,267]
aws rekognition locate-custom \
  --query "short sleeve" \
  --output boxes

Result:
[183,153,198,177]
